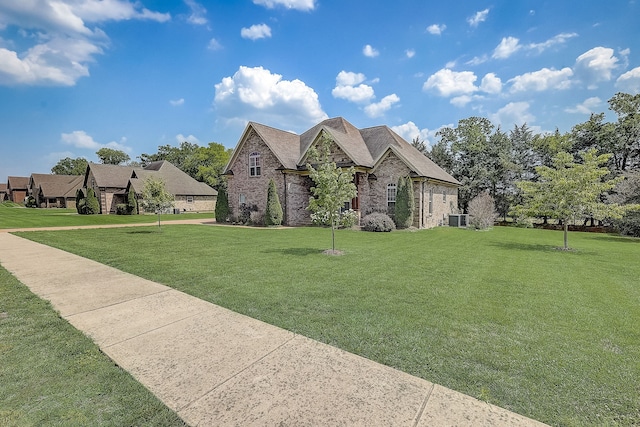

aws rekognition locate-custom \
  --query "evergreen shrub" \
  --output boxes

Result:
[215,185,230,223]
[265,178,283,226]
[362,212,396,232]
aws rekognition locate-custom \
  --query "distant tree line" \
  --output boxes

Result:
[411,92,640,235]
[51,141,232,191]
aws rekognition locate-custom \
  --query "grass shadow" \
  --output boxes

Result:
[125,229,158,234]
[263,247,322,256]
[489,241,598,256]
[583,233,640,244]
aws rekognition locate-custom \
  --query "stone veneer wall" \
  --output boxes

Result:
[174,195,216,212]
[226,129,286,221]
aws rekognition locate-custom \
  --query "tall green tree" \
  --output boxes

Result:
[265,178,283,226]
[141,177,174,228]
[394,176,414,228]
[75,188,85,214]
[127,188,138,215]
[608,92,640,171]
[306,133,357,253]
[514,149,626,250]
[411,136,428,154]
[96,148,130,165]
[51,157,88,175]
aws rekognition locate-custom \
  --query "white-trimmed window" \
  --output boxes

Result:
[443,190,447,203]
[186,196,194,203]
[249,152,261,177]
[239,193,246,205]
[387,183,397,207]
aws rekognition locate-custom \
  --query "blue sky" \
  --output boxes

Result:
[1,0,639,178]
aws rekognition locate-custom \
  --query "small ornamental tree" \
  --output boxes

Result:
[468,192,497,230]
[215,183,230,223]
[394,176,415,228]
[75,188,85,214]
[84,188,100,214]
[307,133,357,254]
[127,188,138,214]
[514,149,629,250]
[265,178,283,226]
[141,176,174,227]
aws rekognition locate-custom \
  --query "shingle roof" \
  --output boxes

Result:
[31,174,84,198]
[143,161,217,196]
[226,117,460,185]
[7,176,29,189]
[87,163,141,188]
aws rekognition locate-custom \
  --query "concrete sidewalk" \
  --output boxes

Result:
[0,232,547,426]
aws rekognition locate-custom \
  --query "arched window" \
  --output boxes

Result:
[249,152,261,177]
[387,183,397,207]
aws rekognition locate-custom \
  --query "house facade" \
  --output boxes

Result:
[224,117,460,227]
[84,161,217,214]
[7,176,29,203]
[28,174,83,208]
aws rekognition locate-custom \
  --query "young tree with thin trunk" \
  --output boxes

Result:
[514,149,627,250]
[141,176,174,228]
[307,133,357,254]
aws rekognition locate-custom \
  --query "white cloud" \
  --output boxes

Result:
[332,84,375,103]
[170,98,185,106]
[391,121,431,144]
[214,65,327,130]
[564,97,602,114]
[423,69,478,97]
[467,9,489,28]
[61,130,131,152]
[490,102,535,127]
[241,23,272,40]
[184,0,207,25]
[616,66,640,94]
[466,55,488,66]
[332,71,374,103]
[0,0,169,86]
[450,95,473,107]
[574,47,619,88]
[363,44,379,58]
[480,73,502,94]
[364,94,400,118]
[493,37,521,59]
[426,24,446,35]
[253,0,315,11]
[508,67,573,92]
[207,38,222,50]
[405,49,415,59]
[335,71,366,86]
[528,32,578,53]
[176,134,200,144]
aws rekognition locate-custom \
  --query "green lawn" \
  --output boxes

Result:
[17,225,640,426]
[0,266,186,427]
[0,203,213,229]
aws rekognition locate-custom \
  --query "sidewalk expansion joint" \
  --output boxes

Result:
[177,333,298,412]
[99,306,218,349]
[64,288,175,319]
[412,383,434,427]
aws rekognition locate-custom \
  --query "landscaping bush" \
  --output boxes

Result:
[84,188,100,215]
[126,188,138,214]
[76,188,85,214]
[250,210,264,226]
[215,185,230,223]
[613,211,640,237]
[115,204,129,215]
[468,192,497,230]
[265,178,283,226]
[394,176,414,229]
[361,212,396,232]
[25,196,37,208]
[238,203,258,225]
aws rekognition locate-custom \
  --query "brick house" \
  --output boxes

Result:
[224,117,460,227]
[7,176,29,203]
[0,183,7,201]
[84,161,217,214]
[28,174,83,208]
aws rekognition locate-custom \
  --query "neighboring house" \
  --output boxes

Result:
[0,183,7,201]
[28,174,83,208]
[127,161,217,212]
[84,161,217,214]
[7,176,29,203]
[224,117,460,228]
